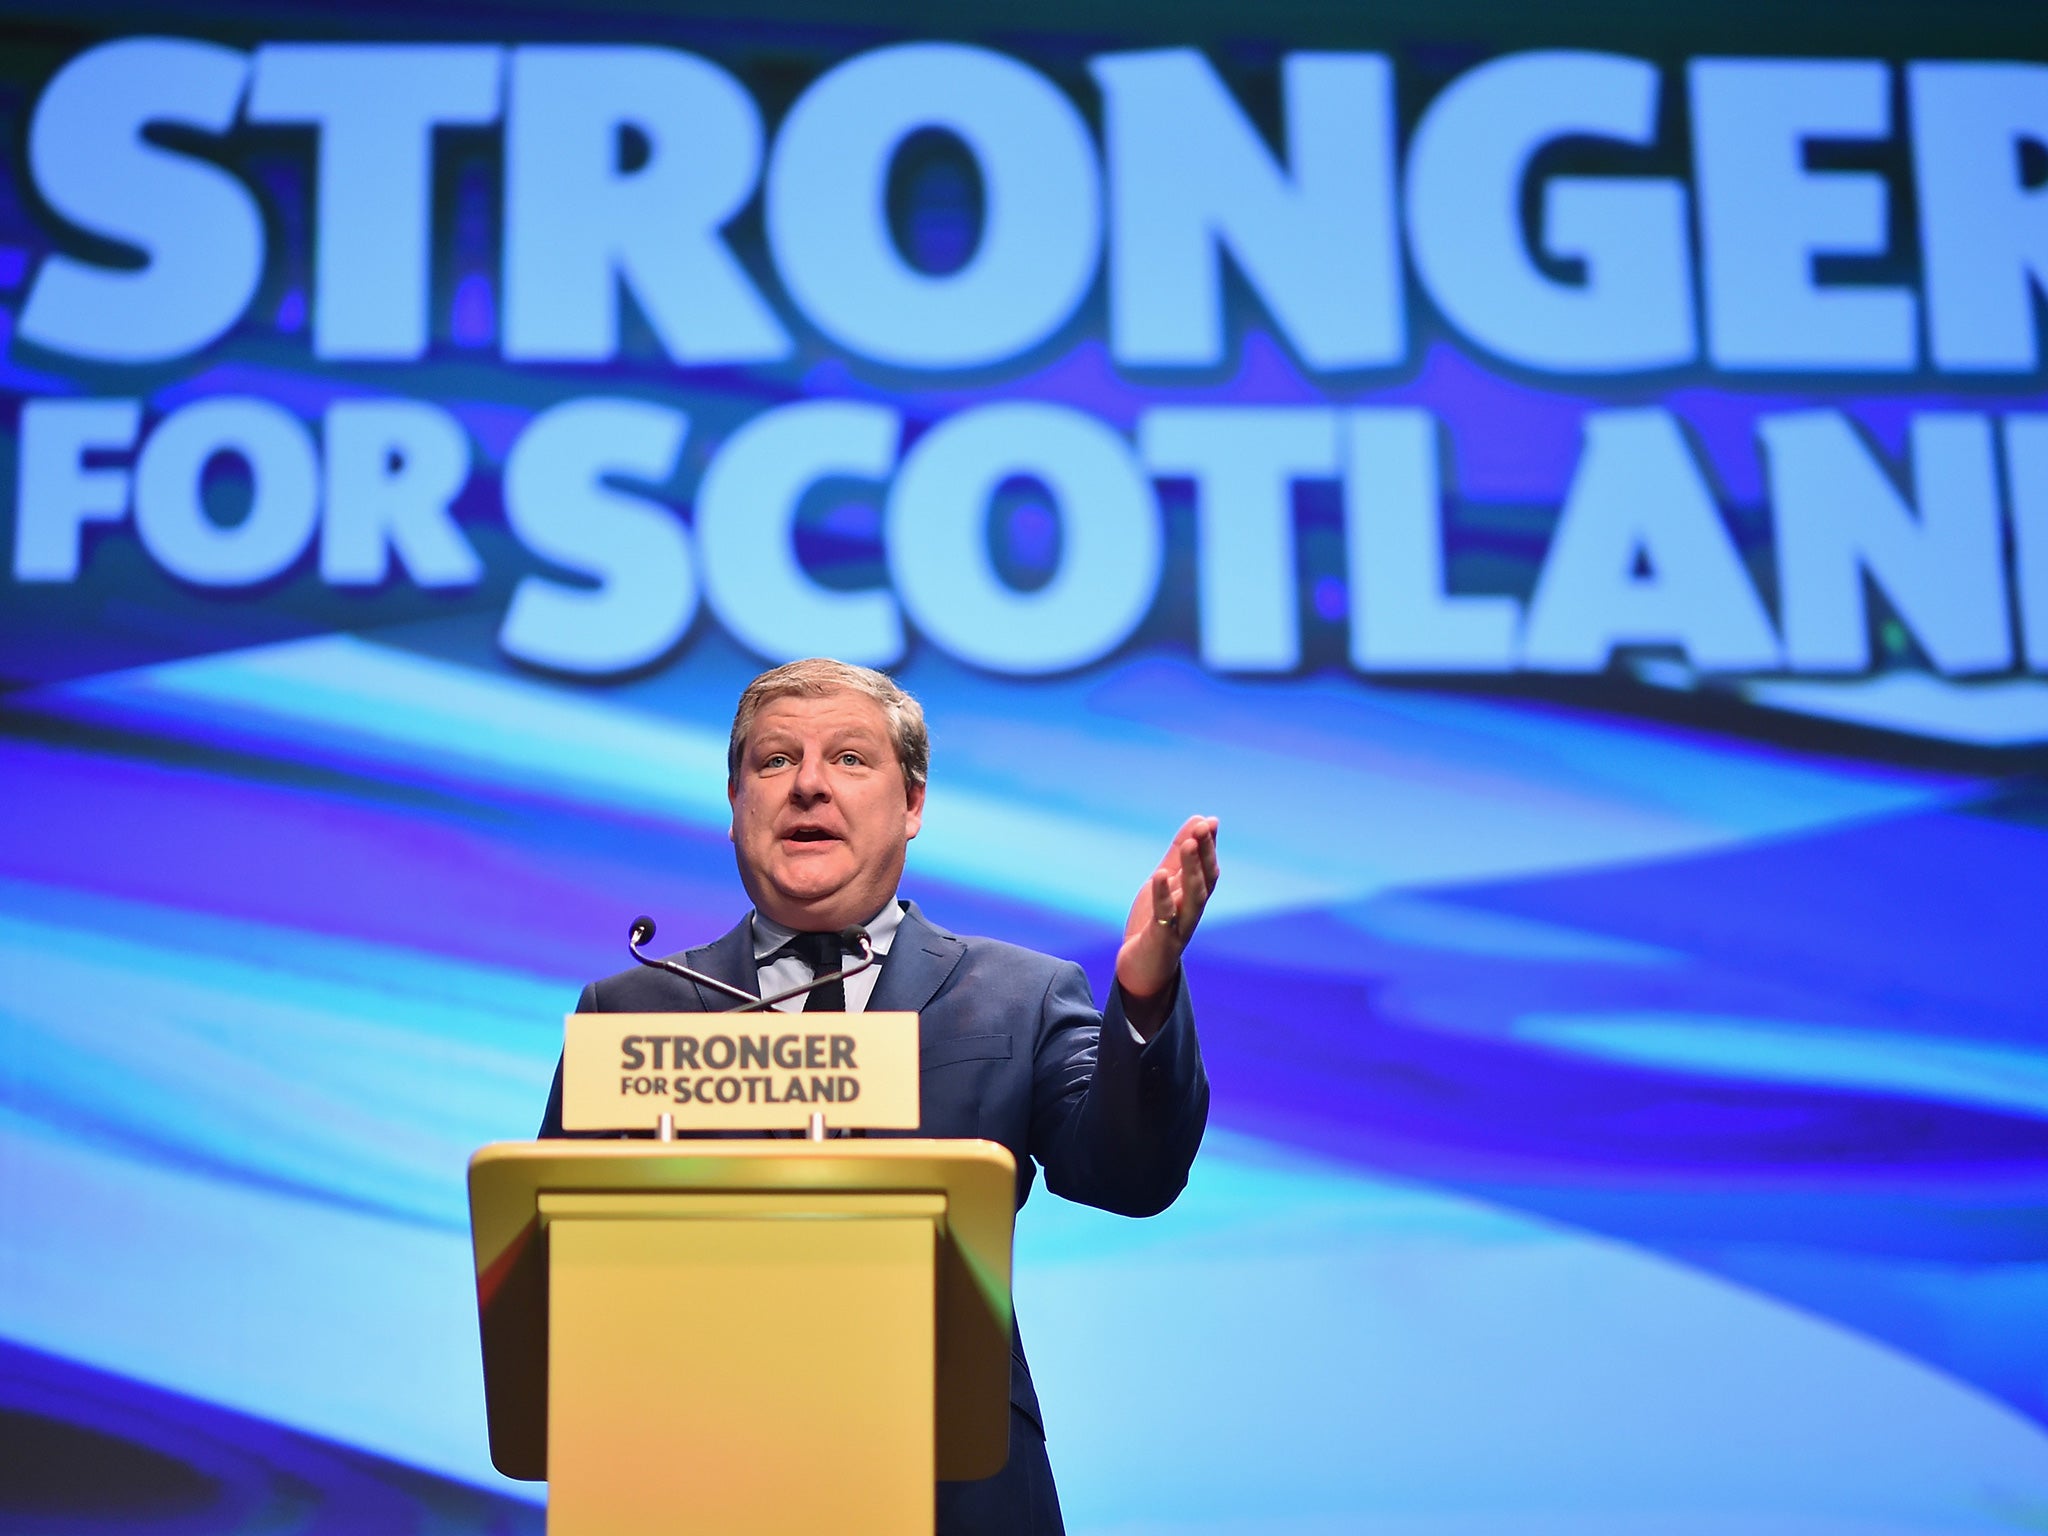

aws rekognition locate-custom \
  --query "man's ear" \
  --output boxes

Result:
[727,779,737,843]
[904,779,926,840]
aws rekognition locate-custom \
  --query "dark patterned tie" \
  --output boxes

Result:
[791,931,847,1013]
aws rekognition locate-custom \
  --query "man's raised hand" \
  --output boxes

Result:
[1115,815,1220,1036]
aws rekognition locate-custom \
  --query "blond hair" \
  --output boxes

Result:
[727,659,930,788]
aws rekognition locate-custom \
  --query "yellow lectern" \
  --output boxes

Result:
[469,1137,1017,1536]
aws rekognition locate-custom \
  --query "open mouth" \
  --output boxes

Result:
[785,828,837,843]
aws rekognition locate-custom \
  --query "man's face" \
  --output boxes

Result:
[728,690,925,931]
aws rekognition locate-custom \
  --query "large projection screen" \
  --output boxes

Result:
[2,0,2045,1531]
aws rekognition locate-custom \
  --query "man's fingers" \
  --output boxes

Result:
[1119,817,1221,1006]
[1128,815,1221,947]
[1176,818,1220,887]
[1149,870,1182,943]
[1177,834,1213,917]
[1175,840,1204,908]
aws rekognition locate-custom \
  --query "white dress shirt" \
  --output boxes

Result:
[751,897,1149,1043]
[750,897,905,1013]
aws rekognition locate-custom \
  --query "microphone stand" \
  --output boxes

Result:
[626,916,879,1012]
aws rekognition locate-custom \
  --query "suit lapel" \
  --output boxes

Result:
[681,904,962,1017]
[681,915,760,1012]
[868,901,965,1019]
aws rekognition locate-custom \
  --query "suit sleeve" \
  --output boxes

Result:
[535,980,601,1139]
[1028,963,1209,1218]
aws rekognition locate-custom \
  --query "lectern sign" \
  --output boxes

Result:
[560,1012,922,1131]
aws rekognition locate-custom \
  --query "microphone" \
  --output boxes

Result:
[732,927,876,1014]
[626,915,761,1007]
[626,917,878,1012]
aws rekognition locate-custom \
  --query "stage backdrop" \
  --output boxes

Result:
[3,0,2046,1531]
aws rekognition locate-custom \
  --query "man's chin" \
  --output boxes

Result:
[758,877,863,928]
[742,847,898,929]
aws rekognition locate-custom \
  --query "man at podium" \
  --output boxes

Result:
[537,658,1214,1536]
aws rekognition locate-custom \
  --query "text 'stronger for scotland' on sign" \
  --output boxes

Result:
[559,1012,922,1131]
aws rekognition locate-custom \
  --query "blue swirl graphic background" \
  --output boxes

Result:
[3,4,2047,1530]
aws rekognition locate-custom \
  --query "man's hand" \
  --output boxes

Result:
[1115,815,1220,1038]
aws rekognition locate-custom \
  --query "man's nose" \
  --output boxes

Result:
[790,752,830,801]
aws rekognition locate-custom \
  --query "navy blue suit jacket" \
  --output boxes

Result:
[537,901,1209,1532]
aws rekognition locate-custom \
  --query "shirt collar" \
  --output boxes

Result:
[751,896,905,962]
